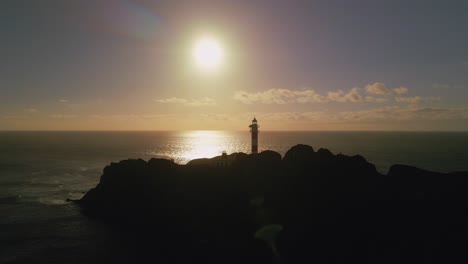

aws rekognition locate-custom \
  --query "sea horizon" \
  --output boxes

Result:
[3,130,468,132]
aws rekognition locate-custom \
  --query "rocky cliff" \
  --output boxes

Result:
[78,144,468,264]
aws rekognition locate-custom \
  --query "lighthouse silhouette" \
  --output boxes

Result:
[249,117,259,154]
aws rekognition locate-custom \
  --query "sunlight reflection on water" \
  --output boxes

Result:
[148,130,251,164]
[178,131,231,162]
[134,131,468,172]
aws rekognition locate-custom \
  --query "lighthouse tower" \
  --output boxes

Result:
[249,117,259,154]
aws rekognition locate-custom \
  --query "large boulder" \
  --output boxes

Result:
[283,144,315,165]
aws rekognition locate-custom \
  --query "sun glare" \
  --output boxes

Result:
[193,37,223,71]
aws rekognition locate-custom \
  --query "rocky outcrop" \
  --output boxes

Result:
[283,144,315,165]
[78,144,468,264]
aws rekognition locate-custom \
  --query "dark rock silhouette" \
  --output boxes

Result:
[283,144,315,165]
[78,144,468,264]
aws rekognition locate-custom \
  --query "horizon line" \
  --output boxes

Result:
[1,129,468,133]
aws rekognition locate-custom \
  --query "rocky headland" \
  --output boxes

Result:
[78,144,468,264]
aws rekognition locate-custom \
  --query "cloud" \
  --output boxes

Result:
[259,111,325,121]
[185,97,216,106]
[365,83,410,95]
[199,113,232,121]
[328,88,389,103]
[365,83,391,95]
[88,114,181,121]
[248,106,468,123]
[393,87,409,95]
[364,96,388,103]
[409,107,468,120]
[49,114,77,119]
[395,96,440,104]
[154,97,216,106]
[90,114,141,120]
[224,106,468,126]
[292,90,326,103]
[154,97,188,104]
[395,96,422,104]
[24,108,38,113]
[57,99,85,109]
[140,114,176,119]
[233,89,324,104]
[234,88,387,104]
[327,88,363,103]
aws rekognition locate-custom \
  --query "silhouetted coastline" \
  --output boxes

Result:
[78,144,468,263]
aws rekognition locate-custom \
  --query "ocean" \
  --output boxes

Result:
[1,131,468,263]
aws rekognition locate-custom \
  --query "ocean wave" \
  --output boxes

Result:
[38,197,69,205]
[68,192,85,200]
[28,177,62,186]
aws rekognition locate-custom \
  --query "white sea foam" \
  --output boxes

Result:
[38,197,68,205]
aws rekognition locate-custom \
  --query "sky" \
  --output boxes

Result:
[1,0,467,131]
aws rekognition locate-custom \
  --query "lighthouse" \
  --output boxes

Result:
[249,117,259,154]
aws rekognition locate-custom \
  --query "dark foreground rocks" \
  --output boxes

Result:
[79,144,468,264]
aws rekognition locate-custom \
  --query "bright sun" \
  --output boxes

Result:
[193,37,223,71]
